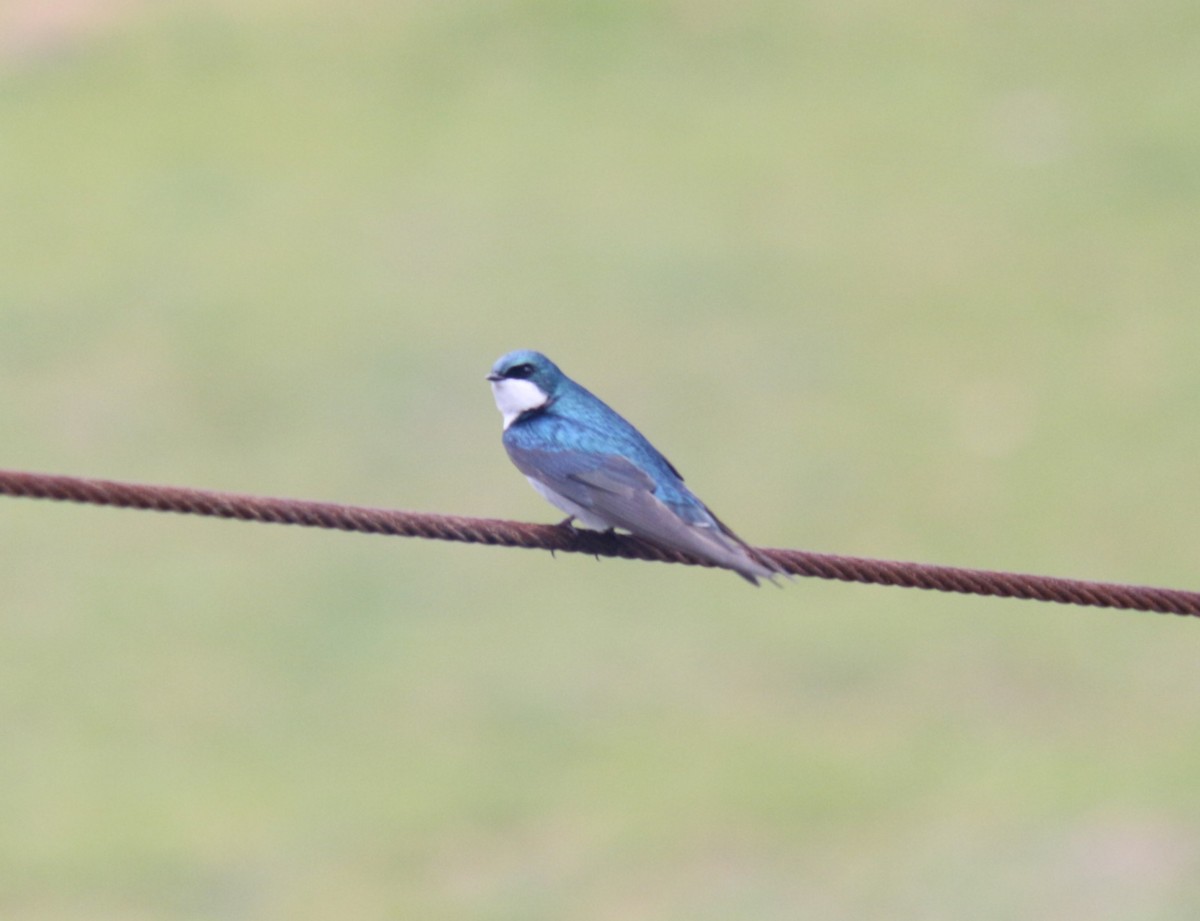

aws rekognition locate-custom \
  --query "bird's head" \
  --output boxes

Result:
[486,350,565,428]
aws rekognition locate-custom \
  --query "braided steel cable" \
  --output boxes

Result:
[0,468,1196,617]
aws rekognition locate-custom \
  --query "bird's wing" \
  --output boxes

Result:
[506,445,780,584]
[506,445,657,522]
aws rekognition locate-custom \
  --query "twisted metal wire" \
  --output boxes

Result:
[1,468,1196,617]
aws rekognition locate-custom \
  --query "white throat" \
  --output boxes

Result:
[491,378,549,429]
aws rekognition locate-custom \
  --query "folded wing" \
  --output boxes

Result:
[506,445,781,585]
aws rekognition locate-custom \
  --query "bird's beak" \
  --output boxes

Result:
[485,373,502,382]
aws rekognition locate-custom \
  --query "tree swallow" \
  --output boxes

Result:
[487,350,783,584]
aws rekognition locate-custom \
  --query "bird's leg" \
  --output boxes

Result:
[551,516,615,560]
[594,526,617,561]
[548,515,575,558]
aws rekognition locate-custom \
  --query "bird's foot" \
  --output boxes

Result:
[594,526,616,561]
[549,516,575,559]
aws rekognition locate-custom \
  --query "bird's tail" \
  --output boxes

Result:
[704,510,789,587]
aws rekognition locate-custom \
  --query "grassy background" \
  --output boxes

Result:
[2,1,1199,917]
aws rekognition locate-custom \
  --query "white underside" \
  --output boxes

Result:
[527,477,613,530]
[490,379,549,429]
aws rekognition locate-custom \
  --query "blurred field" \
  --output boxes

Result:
[1,1,1199,918]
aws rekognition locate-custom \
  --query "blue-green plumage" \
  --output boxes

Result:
[487,350,781,584]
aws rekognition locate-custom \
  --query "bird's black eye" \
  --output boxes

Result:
[507,363,535,379]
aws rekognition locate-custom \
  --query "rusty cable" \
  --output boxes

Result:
[0,468,1196,617]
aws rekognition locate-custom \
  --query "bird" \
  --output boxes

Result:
[486,349,784,585]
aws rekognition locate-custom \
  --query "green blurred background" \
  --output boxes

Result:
[2,1,1199,918]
